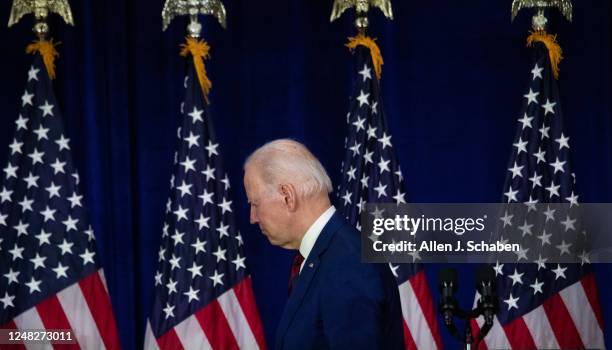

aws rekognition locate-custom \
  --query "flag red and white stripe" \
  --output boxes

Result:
[471,274,604,349]
[145,277,265,350]
[1,270,121,349]
[398,270,444,350]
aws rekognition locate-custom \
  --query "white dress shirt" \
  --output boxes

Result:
[298,206,336,272]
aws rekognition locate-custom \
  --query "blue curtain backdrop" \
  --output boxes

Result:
[1,1,611,348]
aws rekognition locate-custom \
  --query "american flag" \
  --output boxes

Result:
[144,49,266,350]
[336,42,443,350]
[0,52,122,348]
[471,40,605,349]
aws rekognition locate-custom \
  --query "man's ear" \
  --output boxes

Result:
[279,183,297,212]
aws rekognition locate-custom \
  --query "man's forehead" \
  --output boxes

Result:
[244,166,262,192]
[244,164,263,181]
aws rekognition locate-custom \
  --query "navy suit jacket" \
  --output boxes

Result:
[275,212,405,350]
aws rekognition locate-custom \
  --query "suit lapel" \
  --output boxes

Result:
[275,212,345,348]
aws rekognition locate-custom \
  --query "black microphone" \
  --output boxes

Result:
[475,266,497,326]
[438,268,458,326]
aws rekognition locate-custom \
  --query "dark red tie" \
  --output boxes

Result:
[288,252,305,295]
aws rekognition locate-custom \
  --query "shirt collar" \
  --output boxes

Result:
[299,205,336,267]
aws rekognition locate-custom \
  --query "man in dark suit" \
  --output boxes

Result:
[243,139,404,350]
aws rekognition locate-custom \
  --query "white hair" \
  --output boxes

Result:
[244,139,333,197]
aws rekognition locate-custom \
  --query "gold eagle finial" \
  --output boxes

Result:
[162,0,226,33]
[8,0,74,27]
[330,0,393,33]
[330,0,393,22]
[511,0,572,22]
[8,0,74,39]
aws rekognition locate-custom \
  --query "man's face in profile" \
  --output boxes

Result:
[244,166,293,248]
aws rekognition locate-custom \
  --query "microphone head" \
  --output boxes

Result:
[475,266,496,289]
[476,266,498,325]
[438,268,458,292]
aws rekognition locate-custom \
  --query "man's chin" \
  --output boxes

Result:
[264,235,290,249]
[261,231,276,244]
[265,236,280,246]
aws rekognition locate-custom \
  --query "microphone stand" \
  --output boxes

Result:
[440,298,495,350]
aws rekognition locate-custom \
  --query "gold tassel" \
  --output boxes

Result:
[180,37,212,103]
[527,31,563,80]
[346,34,384,80]
[26,40,59,80]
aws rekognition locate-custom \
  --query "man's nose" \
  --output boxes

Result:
[250,207,258,224]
